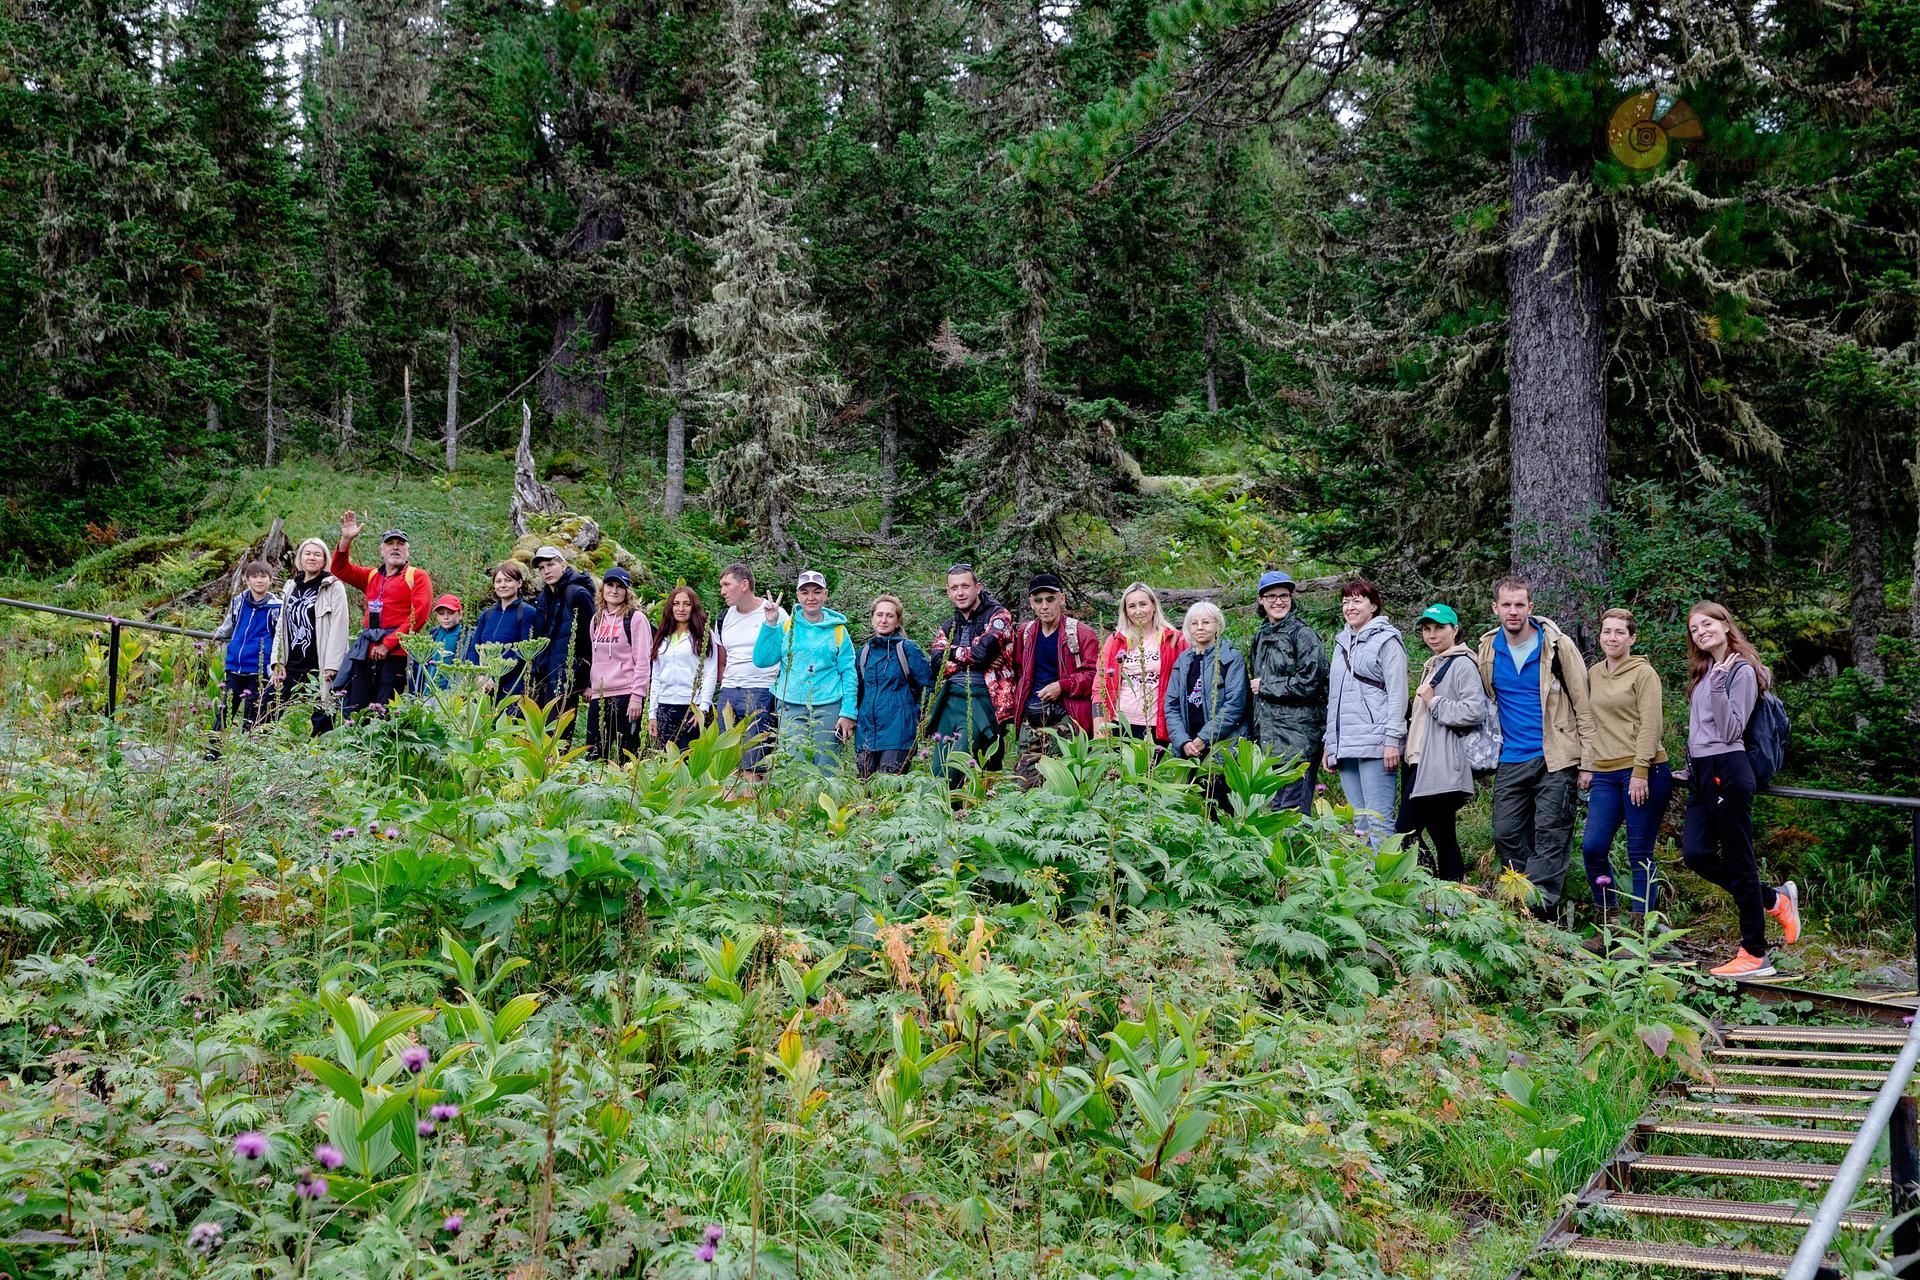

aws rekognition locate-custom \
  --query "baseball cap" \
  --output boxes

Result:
[602,566,632,587]
[797,570,827,589]
[1257,570,1296,594]
[531,545,566,564]
[1418,603,1460,627]
[380,528,410,544]
[432,594,463,612]
[1027,571,1064,595]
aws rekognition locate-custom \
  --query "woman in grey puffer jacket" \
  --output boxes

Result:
[1322,579,1408,848]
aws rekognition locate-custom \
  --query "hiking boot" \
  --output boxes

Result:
[1768,881,1801,946]
[1709,948,1776,979]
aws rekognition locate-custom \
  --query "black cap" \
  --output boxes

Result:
[603,566,632,587]
[380,528,409,544]
[1027,572,1064,596]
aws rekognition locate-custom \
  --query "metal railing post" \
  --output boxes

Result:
[1894,1096,1920,1279]
[1912,807,1920,1007]
[105,620,121,723]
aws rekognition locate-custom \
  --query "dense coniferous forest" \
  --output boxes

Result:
[4,0,1915,613]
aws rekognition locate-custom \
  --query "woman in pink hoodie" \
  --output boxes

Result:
[585,567,653,761]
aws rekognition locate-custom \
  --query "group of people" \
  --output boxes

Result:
[210,514,1798,977]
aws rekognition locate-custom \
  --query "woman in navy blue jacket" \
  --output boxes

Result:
[465,561,540,698]
[854,594,933,777]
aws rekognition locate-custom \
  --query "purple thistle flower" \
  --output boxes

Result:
[187,1221,223,1254]
[1596,875,1613,887]
[384,826,401,840]
[696,1243,717,1263]
[149,1160,170,1176]
[314,1144,345,1170]
[342,826,358,838]
[704,1223,724,1245]
[296,1175,328,1201]
[232,1131,268,1161]
[429,1103,459,1122]
[328,828,345,841]
[400,1044,431,1073]
[443,1214,463,1236]
[416,1119,436,1137]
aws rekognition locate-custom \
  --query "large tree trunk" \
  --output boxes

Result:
[879,399,899,539]
[444,329,459,472]
[664,332,689,519]
[1506,0,1606,646]
[264,350,277,467]
[1848,430,1886,680]
[542,201,624,425]
[401,363,414,453]
[1202,273,1220,413]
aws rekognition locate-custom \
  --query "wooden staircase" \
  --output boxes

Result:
[1523,1024,1915,1278]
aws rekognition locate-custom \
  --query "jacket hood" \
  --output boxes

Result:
[551,566,594,593]
[1421,641,1474,669]
[955,591,1003,621]
[792,606,848,629]
[1344,615,1400,644]
[1593,653,1650,678]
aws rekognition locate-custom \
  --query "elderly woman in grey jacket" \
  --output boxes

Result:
[1322,578,1408,848]
[1163,601,1249,812]
[1395,604,1487,880]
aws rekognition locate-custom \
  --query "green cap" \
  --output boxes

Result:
[1417,603,1460,627]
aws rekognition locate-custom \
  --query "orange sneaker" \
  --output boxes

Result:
[1767,881,1801,946]
[1710,948,1776,979]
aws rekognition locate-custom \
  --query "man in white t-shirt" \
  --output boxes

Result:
[714,562,787,778]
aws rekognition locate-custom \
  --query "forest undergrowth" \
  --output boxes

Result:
[0,657,1752,1279]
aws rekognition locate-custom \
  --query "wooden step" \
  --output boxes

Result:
[1709,1064,1889,1084]
[1720,1025,1909,1047]
[1638,1118,1858,1147]
[1624,1152,1886,1183]
[1688,1082,1890,1103]
[1556,1233,1799,1274]
[1582,1189,1881,1230]
[1710,1048,1901,1066]
[1668,1101,1870,1124]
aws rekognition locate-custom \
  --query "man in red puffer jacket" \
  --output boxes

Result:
[331,510,433,715]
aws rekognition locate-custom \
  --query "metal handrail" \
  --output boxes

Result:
[1783,1019,1920,1280]
[0,595,215,720]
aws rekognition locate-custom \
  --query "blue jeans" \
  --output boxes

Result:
[715,687,775,773]
[1336,757,1398,849]
[777,700,846,775]
[1581,762,1672,911]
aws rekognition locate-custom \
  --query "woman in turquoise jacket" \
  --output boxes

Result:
[751,570,858,774]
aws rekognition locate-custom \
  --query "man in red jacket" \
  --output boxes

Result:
[332,510,433,715]
[1013,572,1097,780]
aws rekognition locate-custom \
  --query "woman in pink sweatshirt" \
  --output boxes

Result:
[585,567,653,761]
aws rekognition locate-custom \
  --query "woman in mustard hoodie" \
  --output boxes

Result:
[1578,608,1672,918]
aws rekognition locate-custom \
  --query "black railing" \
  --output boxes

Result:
[0,596,215,721]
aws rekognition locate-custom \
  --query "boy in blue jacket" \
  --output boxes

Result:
[212,560,283,736]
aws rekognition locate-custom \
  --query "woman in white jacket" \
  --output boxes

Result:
[270,537,351,733]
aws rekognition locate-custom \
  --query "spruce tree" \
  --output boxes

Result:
[692,0,843,553]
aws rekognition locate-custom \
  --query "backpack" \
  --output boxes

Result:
[1433,654,1502,775]
[861,638,914,688]
[1734,658,1790,786]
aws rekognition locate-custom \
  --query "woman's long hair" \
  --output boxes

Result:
[1115,581,1172,650]
[595,577,634,619]
[1685,601,1770,694]
[653,585,711,660]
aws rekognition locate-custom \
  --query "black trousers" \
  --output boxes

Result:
[217,672,271,734]
[279,660,335,735]
[1682,750,1773,955]
[655,703,701,753]
[1396,762,1469,881]
[343,654,408,716]
[586,697,641,761]
[857,747,912,778]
